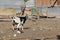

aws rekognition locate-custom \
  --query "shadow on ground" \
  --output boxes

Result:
[57,35,60,40]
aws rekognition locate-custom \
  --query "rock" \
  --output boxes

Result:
[33,28,36,31]
[8,35,11,38]
[0,31,4,33]
[13,34,16,37]
[26,39,30,40]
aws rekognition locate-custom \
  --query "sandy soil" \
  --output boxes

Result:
[0,18,60,40]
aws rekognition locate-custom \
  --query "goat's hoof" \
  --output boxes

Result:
[14,34,16,37]
[17,31,21,34]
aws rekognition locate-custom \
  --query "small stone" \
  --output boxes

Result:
[8,35,11,37]
[26,39,30,40]
[33,28,36,31]
[3,36,5,39]
[13,34,16,37]
[3,36,6,40]
[40,28,43,30]
[17,31,21,34]
[0,31,4,33]
[33,22,36,25]
[0,38,1,39]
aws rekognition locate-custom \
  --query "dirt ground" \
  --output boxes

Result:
[0,18,60,40]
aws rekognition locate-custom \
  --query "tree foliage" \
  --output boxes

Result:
[24,0,29,2]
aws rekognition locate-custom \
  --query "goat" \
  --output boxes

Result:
[12,16,24,33]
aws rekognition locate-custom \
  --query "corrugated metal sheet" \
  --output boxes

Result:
[36,6,60,17]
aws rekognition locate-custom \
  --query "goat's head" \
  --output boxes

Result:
[11,16,16,20]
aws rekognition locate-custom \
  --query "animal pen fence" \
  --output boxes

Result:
[31,6,60,18]
[31,0,60,18]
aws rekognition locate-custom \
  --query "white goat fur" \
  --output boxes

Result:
[12,16,23,30]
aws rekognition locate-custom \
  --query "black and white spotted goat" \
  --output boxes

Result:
[12,16,24,34]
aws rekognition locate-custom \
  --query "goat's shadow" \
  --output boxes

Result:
[23,27,31,29]
[31,38,41,40]
[57,35,60,40]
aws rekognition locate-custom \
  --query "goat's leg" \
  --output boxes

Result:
[22,26,23,30]
[18,25,23,30]
[20,20,24,30]
[11,22,15,31]
[16,23,21,33]
[19,25,24,33]
[16,23,24,33]
[17,23,24,33]
[11,19,17,31]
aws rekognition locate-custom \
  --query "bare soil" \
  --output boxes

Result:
[0,18,60,40]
